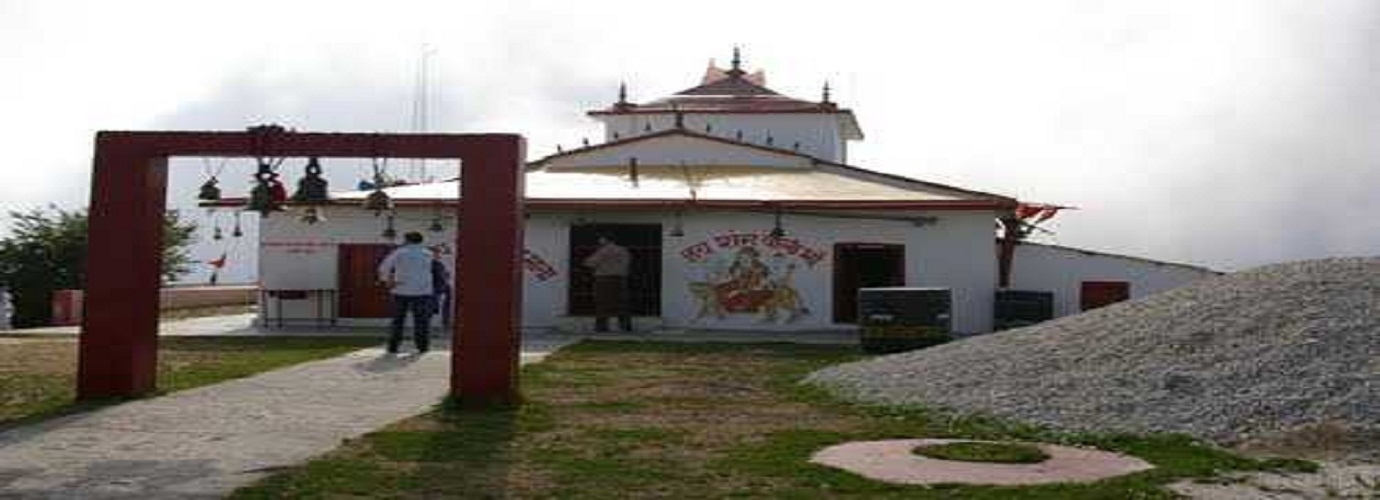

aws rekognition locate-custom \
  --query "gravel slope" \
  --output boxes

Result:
[808,258,1380,444]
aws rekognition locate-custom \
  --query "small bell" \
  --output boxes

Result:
[247,162,284,216]
[363,189,393,216]
[428,217,444,233]
[669,212,685,237]
[769,209,786,239]
[232,213,244,238]
[381,214,397,240]
[212,226,224,240]
[198,177,221,201]
[300,206,325,225]
[292,157,330,203]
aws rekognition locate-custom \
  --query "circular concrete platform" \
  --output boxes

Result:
[810,438,1154,486]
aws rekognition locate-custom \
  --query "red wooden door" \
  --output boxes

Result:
[1080,281,1130,311]
[339,244,394,318]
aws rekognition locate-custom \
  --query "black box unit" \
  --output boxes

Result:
[994,290,1054,330]
[857,287,953,354]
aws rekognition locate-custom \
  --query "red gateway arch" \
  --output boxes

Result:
[78,128,525,406]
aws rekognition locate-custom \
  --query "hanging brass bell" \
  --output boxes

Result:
[381,213,397,240]
[363,189,392,216]
[292,157,330,203]
[198,178,221,201]
[247,163,284,216]
[768,209,786,239]
[300,206,326,225]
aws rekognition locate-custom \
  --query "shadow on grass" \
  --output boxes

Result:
[232,397,526,499]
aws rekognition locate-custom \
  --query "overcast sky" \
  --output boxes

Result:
[2,0,1377,282]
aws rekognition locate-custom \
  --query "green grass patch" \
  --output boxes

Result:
[0,336,378,428]
[233,340,1319,499]
[914,441,1050,463]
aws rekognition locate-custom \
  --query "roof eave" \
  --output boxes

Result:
[586,108,857,116]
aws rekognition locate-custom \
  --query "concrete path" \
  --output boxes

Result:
[6,314,263,337]
[0,337,572,499]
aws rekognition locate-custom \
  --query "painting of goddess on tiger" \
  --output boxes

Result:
[687,246,810,324]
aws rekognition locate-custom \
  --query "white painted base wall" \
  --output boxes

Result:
[256,206,1001,334]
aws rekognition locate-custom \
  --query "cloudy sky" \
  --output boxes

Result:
[2,0,1377,282]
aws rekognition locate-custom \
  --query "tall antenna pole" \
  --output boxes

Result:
[411,45,437,181]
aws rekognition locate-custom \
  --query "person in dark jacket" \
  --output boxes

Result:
[582,236,632,332]
[430,247,453,330]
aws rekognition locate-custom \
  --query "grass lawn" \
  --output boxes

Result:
[159,304,256,321]
[232,341,1315,499]
[0,335,379,427]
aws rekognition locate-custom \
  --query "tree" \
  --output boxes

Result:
[0,206,197,327]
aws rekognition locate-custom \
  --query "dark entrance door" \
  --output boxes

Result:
[833,243,905,323]
[339,244,394,318]
[1080,281,1130,311]
[568,224,662,316]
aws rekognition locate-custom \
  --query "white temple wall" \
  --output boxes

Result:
[257,207,1000,333]
[595,113,847,162]
[544,134,809,169]
[1009,242,1219,318]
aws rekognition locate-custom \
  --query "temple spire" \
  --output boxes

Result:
[727,46,745,78]
[822,81,832,103]
[614,81,635,111]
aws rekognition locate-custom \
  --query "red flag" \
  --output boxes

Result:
[1015,204,1043,220]
[208,253,228,269]
[1035,206,1062,223]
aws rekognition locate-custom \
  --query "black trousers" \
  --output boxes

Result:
[593,275,632,332]
[389,294,432,352]
[433,289,453,328]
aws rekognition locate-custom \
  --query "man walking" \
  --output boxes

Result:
[582,235,632,332]
[378,232,434,353]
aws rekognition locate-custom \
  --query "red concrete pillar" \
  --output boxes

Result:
[78,135,167,399]
[453,134,526,406]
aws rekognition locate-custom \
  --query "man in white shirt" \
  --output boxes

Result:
[377,232,435,353]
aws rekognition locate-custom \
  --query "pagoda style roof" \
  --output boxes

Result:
[590,50,850,117]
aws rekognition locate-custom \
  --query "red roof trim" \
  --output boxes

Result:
[529,127,823,166]
[204,198,1011,211]
[523,199,1013,211]
[588,108,855,116]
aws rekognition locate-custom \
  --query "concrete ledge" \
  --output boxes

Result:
[811,439,1154,486]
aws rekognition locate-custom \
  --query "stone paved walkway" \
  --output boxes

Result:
[0,336,572,499]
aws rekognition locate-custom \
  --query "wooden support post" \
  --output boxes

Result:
[453,135,526,406]
[78,135,167,399]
